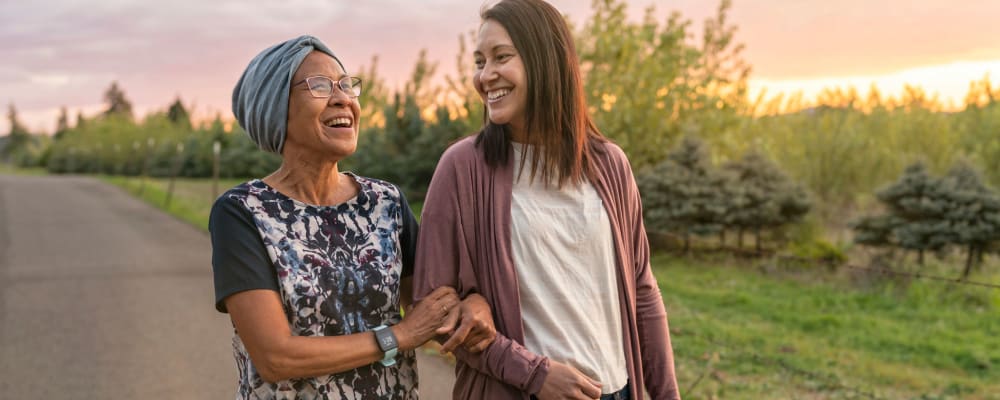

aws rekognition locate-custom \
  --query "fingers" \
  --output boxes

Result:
[578,374,602,399]
[440,316,473,353]
[435,305,460,337]
[426,285,457,301]
[459,320,495,352]
[464,335,492,353]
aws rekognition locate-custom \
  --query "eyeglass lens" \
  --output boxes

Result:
[305,76,361,98]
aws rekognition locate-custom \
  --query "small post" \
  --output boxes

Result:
[113,144,122,175]
[68,148,76,173]
[165,142,184,208]
[139,138,155,196]
[95,143,103,174]
[129,141,139,176]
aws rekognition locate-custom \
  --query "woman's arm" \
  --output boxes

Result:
[225,286,459,383]
[412,142,552,393]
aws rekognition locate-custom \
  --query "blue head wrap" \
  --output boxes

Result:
[232,35,344,154]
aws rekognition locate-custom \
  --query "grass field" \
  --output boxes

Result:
[102,175,245,230]
[657,255,1000,399]
[0,164,47,176]
[99,175,1000,399]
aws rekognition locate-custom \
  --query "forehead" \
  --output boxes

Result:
[293,51,345,80]
[475,19,514,52]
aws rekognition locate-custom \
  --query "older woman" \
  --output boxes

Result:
[210,35,492,399]
[413,1,681,399]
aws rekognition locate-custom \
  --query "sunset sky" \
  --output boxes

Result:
[2,0,999,133]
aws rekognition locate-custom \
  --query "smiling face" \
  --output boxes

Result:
[474,19,528,135]
[284,51,360,160]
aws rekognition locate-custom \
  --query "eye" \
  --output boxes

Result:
[310,80,333,92]
[474,58,485,69]
[497,53,513,62]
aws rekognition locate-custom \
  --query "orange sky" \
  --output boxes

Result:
[2,0,999,133]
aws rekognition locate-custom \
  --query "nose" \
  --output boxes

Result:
[327,86,352,107]
[480,61,499,84]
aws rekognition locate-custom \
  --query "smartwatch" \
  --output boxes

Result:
[372,325,398,367]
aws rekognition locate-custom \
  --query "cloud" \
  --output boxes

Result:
[28,74,71,87]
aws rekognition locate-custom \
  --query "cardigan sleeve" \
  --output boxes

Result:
[413,141,550,395]
[412,143,477,297]
[616,147,681,399]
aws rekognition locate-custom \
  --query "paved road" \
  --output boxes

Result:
[0,174,455,399]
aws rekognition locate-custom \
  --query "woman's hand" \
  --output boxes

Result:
[536,361,602,400]
[395,286,460,350]
[439,293,496,354]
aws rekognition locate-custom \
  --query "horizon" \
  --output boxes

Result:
[3,0,999,134]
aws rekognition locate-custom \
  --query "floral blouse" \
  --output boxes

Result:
[209,173,419,399]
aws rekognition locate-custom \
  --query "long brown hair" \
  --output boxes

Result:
[474,0,605,187]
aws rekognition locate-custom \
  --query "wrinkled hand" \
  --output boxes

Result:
[396,286,459,350]
[536,361,602,400]
[439,293,496,354]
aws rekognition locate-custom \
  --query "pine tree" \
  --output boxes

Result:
[166,97,191,129]
[638,136,726,252]
[851,215,899,248]
[2,103,31,161]
[75,110,87,130]
[103,81,134,119]
[940,160,1000,278]
[724,150,811,252]
[54,106,70,139]
[876,162,951,265]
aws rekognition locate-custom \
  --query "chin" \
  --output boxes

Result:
[487,113,511,125]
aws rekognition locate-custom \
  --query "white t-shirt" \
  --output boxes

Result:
[510,143,628,394]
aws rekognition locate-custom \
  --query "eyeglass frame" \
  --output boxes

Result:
[292,75,362,99]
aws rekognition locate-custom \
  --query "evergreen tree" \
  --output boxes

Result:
[348,49,469,198]
[638,136,726,252]
[851,215,899,248]
[54,106,70,139]
[166,97,191,129]
[724,150,811,252]
[876,162,951,265]
[103,81,134,119]
[940,160,1000,278]
[2,103,31,161]
[75,110,87,130]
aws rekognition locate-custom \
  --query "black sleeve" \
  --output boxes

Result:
[209,194,279,313]
[397,187,419,278]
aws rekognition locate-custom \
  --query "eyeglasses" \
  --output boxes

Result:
[293,75,362,99]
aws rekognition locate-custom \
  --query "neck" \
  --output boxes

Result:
[263,147,352,206]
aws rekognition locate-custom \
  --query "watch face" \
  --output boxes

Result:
[375,326,398,352]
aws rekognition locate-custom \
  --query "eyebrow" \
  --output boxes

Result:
[474,44,516,55]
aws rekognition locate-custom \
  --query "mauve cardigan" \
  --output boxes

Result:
[414,136,680,400]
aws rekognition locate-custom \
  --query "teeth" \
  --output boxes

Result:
[488,89,510,101]
[325,117,352,127]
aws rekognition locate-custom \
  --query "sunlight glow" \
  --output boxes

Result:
[749,59,1000,111]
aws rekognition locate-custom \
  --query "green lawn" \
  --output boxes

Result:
[102,175,245,230]
[0,164,47,176]
[101,175,1000,399]
[657,255,1000,399]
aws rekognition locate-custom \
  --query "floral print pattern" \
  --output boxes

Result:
[225,174,417,399]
